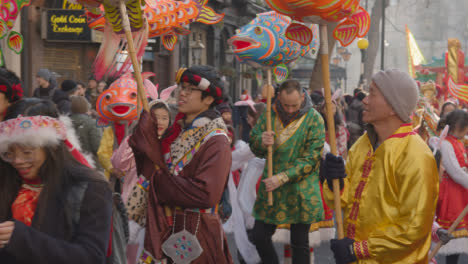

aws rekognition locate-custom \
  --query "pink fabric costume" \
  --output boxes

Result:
[111,137,137,203]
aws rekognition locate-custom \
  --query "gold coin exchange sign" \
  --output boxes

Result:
[45,9,91,42]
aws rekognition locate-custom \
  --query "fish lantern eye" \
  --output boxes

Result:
[105,94,112,100]
[130,92,137,99]
[254,26,263,35]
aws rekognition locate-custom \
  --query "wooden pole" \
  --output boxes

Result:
[429,204,468,259]
[119,0,149,112]
[320,24,344,239]
[266,69,274,206]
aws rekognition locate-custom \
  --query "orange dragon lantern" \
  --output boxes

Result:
[265,0,370,46]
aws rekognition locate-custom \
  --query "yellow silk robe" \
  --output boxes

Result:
[324,124,439,263]
[97,127,114,180]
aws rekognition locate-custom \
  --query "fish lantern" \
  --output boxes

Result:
[264,0,370,47]
[96,72,155,124]
[77,0,224,80]
[228,11,319,83]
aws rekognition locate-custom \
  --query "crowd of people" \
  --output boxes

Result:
[0,65,467,264]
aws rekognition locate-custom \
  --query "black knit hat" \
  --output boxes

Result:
[61,80,77,94]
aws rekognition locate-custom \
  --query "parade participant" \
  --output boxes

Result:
[149,100,172,139]
[32,69,57,100]
[0,115,112,264]
[436,101,457,134]
[323,69,439,264]
[317,96,349,158]
[70,95,102,162]
[436,109,468,264]
[53,80,77,115]
[98,80,108,94]
[0,75,23,121]
[75,81,87,97]
[346,89,366,147]
[111,99,172,264]
[129,65,233,263]
[440,101,457,118]
[217,102,233,125]
[249,79,325,264]
[86,76,99,107]
[4,98,95,168]
[223,125,261,264]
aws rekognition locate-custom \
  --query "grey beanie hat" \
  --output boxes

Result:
[371,69,419,123]
[37,68,51,81]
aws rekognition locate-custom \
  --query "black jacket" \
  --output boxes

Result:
[0,179,112,264]
[32,83,57,100]
[52,89,72,115]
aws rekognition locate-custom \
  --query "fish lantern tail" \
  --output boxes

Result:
[194,0,225,24]
[93,20,148,81]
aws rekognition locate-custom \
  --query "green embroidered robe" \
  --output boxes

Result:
[250,107,325,224]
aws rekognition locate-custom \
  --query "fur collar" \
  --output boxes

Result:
[168,113,227,175]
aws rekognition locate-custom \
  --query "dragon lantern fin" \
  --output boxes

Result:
[285,22,313,46]
[162,34,178,51]
[194,0,225,24]
[333,19,359,47]
[349,7,370,38]
[173,27,191,36]
[273,63,289,83]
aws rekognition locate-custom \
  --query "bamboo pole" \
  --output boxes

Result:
[119,0,149,112]
[266,69,274,206]
[429,204,468,259]
[320,24,344,239]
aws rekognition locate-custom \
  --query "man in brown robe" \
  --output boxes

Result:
[129,65,233,264]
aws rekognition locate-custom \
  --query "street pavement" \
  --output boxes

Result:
[227,234,468,263]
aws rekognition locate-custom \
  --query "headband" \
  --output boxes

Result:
[0,83,23,101]
[175,68,223,104]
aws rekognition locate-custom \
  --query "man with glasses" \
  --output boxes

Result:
[130,65,233,263]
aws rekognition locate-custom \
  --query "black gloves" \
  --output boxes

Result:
[321,153,346,191]
[330,238,357,264]
[436,228,453,245]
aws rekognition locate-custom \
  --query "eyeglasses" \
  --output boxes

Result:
[0,148,37,163]
[178,84,203,95]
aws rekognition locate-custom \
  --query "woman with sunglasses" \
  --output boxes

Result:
[0,115,112,264]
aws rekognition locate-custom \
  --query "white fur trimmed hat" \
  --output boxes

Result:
[0,115,67,153]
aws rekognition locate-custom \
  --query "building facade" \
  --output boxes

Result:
[11,0,267,101]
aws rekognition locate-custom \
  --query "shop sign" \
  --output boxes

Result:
[54,0,84,10]
[44,9,91,42]
[62,0,83,10]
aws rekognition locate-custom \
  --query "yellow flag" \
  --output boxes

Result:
[406,25,427,78]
